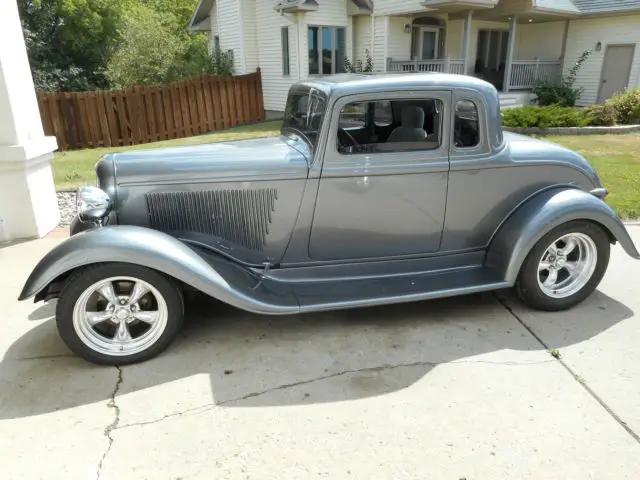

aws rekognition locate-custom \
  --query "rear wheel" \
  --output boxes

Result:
[56,263,184,365]
[515,221,610,311]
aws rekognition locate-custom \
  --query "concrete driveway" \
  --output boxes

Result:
[1,227,640,479]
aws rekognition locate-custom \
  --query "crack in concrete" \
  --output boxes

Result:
[16,353,76,361]
[495,293,640,445]
[114,358,552,430]
[96,366,123,480]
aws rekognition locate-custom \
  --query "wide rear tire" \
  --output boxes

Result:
[514,221,610,311]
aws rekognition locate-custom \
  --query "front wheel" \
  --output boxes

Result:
[56,263,184,365]
[515,221,610,311]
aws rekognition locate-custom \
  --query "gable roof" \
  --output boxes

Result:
[534,0,580,14]
[571,0,640,13]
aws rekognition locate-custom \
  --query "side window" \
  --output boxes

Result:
[339,102,367,130]
[454,99,480,148]
[337,98,443,155]
[374,101,392,126]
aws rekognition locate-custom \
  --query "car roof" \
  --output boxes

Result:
[295,72,498,99]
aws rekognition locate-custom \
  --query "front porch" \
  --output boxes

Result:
[387,57,562,91]
[354,0,573,93]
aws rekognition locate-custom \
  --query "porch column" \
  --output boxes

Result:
[0,0,59,242]
[503,15,518,92]
[462,10,474,74]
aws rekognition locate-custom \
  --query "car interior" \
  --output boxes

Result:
[337,98,480,154]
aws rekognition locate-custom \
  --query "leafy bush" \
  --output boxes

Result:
[206,47,235,76]
[501,105,591,128]
[606,88,640,125]
[344,49,374,73]
[533,50,592,107]
[583,104,617,126]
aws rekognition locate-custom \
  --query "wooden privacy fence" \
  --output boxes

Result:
[37,70,265,151]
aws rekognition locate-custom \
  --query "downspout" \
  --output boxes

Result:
[370,12,374,64]
[237,0,246,73]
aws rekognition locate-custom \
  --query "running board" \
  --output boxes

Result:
[292,267,509,313]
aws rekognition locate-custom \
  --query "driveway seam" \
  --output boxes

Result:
[495,293,640,445]
[96,366,123,480]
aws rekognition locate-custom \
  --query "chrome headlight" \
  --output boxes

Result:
[76,186,112,224]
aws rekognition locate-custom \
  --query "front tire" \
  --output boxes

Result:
[56,263,184,365]
[515,221,610,311]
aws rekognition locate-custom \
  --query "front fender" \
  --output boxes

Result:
[18,226,299,315]
[487,187,640,284]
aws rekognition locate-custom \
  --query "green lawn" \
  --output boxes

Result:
[547,134,640,219]
[53,125,640,218]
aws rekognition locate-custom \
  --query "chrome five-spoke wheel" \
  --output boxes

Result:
[536,232,598,299]
[73,277,169,356]
[516,221,610,311]
[56,264,183,365]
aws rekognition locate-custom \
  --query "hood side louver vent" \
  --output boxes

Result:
[145,189,278,251]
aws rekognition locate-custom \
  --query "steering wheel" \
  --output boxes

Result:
[338,128,359,148]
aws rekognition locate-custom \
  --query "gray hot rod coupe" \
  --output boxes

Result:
[19,73,640,365]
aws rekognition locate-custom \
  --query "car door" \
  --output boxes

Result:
[308,90,452,261]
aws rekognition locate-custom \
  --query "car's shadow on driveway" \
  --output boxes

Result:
[0,290,633,418]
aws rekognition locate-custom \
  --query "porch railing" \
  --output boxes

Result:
[509,59,562,90]
[387,58,465,75]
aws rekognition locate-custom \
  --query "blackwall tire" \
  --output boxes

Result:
[515,221,610,311]
[56,263,184,365]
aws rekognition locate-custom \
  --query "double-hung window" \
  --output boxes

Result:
[308,26,346,75]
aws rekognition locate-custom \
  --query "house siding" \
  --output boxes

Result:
[446,19,463,58]
[241,0,258,72]
[387,16,413,61]
[372,16,388,71]
[374,0,428,16]
[353,15,372,64]
[564,15,640,105]
[217,0,243,70]
[208,1,219,51]
[252,1,298,111]
[516,21,565,60]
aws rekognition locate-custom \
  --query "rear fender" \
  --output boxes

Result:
[19,226,299,315]
[486,187,640,284]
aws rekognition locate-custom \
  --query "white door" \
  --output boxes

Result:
[419,28,439,60]
[597,45,635,103]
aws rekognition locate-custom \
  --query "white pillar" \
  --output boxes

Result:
[462,10,474,75]
[504,15,518,93]
[0,0,60,242]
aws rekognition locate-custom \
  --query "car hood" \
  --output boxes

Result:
[97,135,311,187]
[504,131,601,188]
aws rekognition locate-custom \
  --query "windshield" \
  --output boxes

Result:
[281,87,327,149]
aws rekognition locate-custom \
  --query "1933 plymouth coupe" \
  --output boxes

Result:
[19,73,640,365]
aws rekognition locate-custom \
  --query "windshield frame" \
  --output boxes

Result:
[281,86,328,151]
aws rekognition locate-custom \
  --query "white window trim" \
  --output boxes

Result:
[308,25,346,76]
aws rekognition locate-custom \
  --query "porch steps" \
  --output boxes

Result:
[499,92,533,110]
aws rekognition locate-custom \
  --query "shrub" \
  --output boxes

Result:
[533,50,592,107]
[501,105,591,128]
[606,88,640,125]
[582,104,617,126]
[344,49,374,73]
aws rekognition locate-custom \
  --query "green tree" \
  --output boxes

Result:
[107,2,231,88]
[19,0,125,91]
[106,5,183,87]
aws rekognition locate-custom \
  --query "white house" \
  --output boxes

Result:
[190,0,640,115]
